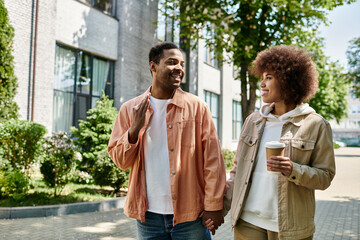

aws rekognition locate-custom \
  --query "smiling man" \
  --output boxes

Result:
[108,42,226,239]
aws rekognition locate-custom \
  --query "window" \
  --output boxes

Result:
[233,65,239,79]
[53,44,114,133]
[203,24,219,68]
[232,101,242,140]
[204,91,219,134]
[157,0,180,46]
[79,0,116,16]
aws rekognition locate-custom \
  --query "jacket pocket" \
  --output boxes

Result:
[290,139,315,165]
[178,120,198,147]
[239,135,258,161]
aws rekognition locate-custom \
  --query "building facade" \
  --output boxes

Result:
[5,0,242,150]
[330,95,360,146]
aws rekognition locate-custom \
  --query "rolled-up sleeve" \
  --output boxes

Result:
[201,105,226,211]
[108,104,140,170]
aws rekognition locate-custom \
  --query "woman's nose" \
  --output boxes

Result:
[260,80,265,88]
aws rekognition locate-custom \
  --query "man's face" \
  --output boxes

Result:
[150,48,185,93]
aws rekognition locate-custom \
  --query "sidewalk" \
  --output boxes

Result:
[0,147,359,239]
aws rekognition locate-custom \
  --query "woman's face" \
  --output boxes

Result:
[260,72,282,104]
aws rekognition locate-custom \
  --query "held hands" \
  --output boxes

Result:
[128,93,150,144]
[267,156,293,177]
[201,210,224,235]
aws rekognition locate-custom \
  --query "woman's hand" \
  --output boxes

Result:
[267,156,293,177]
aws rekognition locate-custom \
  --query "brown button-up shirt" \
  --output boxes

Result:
[108,87,226,225]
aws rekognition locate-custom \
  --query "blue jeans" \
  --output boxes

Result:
[136,211,211,240]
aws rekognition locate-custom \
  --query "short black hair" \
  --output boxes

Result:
[149,42,180,64]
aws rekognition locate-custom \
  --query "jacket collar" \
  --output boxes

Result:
[254,112,309,127]
[141,86,185,109]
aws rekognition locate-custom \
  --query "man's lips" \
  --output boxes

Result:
[171,74,182,82]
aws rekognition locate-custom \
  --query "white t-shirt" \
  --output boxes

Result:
[143,96,173,214]
[241,115,283,232]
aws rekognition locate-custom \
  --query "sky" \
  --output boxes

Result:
[319,0,360,70]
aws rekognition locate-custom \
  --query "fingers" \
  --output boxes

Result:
[139,93,150,112]
[204,219,214,230]
[267,156,293,176]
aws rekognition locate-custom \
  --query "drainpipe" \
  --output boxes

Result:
[31,0,39,121]
[27,0,35,120]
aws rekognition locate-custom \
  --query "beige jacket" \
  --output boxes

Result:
[224,108,335,239]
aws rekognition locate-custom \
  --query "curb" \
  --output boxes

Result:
[0,196,126,219]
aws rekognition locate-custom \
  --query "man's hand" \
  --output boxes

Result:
[128,93,150,144]
[201,210,224,235]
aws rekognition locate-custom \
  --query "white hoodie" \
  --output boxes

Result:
[240,103,315,232]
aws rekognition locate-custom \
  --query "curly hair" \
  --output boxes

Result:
[251,45,319,105]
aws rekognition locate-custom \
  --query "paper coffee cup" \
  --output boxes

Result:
[265,141,285,172]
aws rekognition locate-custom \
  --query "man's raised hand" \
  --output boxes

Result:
[128,93,150,144]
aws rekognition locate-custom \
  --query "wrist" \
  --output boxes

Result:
[128,127,140,144]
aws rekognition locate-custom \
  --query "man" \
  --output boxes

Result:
[108,42,226,239]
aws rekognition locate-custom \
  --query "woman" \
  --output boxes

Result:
[212,45,335,239]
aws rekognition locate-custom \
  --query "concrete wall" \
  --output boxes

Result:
[32,0,57,131]
[5,0,56,131]
[4,0,34,121]
[114,0,158,108]
[56,0,118,60]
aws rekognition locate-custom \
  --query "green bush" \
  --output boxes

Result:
[0,119,47,176]
[0,169,29,198]
[40,132,78,196]
[71,93,118,174]
[222,148,236,172]
[92,150,129,192]
[0,0,19,120]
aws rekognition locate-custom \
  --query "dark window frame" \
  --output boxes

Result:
[232,100,242,140]
[76,0,117,17]
[204,90,220,134]
[53,43,115,132]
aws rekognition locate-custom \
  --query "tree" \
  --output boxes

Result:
[163,0,354,120]
[0,0,19,119]
[70,93,118,174]
[294,30,349,123]
[346,37,360,98]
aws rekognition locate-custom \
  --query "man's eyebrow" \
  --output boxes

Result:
[166,58,179,61]
[166,58,185,64]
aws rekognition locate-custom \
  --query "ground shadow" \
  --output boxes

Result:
[314,197,359,239]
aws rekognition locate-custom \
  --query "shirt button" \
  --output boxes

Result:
[301,145,305,149]
[125,144,130,149]
[172,171,175,175]
[292,176,296,180]
[173,196,176,200]
[168,124,172,129]
[170,148,174,152]
[168,105,172,110]
[249,140,253,144]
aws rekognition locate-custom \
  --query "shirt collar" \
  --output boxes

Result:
[143,86,185,109]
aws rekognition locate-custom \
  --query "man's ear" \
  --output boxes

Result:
[149,61,157,73]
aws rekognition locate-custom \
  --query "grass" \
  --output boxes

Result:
[0,174,126,208]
